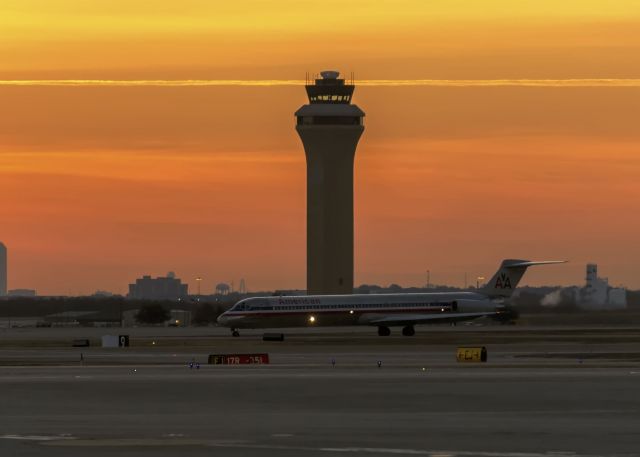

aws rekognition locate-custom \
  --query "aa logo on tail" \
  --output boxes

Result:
[495,273,512,289]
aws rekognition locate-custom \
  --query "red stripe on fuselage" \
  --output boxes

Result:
[225,307,450,318]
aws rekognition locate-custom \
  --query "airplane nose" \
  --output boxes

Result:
[217,314,228,326]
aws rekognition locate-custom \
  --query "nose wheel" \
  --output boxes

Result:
[231,329,240,337]
[377,326,391,336]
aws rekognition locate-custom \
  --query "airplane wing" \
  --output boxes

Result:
[368,311,497,327]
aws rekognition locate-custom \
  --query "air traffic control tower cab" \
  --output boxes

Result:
[295,71,365,295]
[296,71,365,124]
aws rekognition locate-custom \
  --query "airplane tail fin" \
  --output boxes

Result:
[481,259,566,298]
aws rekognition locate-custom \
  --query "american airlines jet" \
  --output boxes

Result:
[217,259,565,337]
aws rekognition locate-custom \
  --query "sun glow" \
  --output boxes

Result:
[2,0,640,294]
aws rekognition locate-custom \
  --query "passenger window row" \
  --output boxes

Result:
[234,302,457,312]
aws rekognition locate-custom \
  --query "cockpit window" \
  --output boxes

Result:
[231,302,246,311]
[232,299,273,312]
[248,299,273,311]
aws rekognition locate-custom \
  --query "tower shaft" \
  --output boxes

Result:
[0,242,6,296]
[300,126,363,294]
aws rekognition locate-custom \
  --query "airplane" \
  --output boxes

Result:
[217,259,566,337]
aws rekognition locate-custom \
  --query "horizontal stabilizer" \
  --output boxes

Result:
[504,260,567,268]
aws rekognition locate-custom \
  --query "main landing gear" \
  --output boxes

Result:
[377,326,391,337]
[231,329,240,337]
[402,325,415,337]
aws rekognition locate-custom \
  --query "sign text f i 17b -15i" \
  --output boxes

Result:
[217,259,566,337]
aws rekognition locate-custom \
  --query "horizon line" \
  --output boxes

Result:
[1,78,640,87]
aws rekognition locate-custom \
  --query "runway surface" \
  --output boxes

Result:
[1,326,639,456]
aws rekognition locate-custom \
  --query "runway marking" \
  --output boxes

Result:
[1,434,75,441]
[204,442,615,457]
[44,438,217,447]
[318,449,583,456]
[30,436,627,456]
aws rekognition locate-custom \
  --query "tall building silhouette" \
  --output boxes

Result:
[295,71,365,294]
[0,242,6,296]
[127,273,188,300]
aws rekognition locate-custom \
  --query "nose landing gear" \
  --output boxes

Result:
[231,329,240,337]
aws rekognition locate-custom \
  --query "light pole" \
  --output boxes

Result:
[426,270,430,289]
[476,276,485,289]
[196,277,202,296]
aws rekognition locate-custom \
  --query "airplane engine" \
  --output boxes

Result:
[455,299,492,313]
[493,305,519,324]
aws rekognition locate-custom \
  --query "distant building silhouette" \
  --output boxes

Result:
[0,242,6,296]
[8,289,36,297]
[128,273,188,300]
[92,290,115,297]
[296,70,365,294]
[579,263,626,310]
[215,283,231,295]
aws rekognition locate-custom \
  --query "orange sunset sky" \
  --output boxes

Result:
[1,0,640,295]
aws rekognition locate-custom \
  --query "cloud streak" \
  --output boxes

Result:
[1,79,640,87]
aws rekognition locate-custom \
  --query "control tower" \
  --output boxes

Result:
[295,71,365,295]
[0,242,6,296]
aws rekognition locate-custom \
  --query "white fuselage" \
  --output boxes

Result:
[217,292,498,329]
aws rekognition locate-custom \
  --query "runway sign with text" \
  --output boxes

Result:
[456,347,488,363]
[208,353,270,365]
